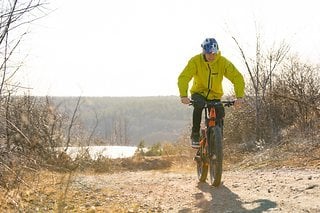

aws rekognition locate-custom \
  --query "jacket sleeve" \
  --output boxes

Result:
[177,58,196,97]
[224,60,245,98]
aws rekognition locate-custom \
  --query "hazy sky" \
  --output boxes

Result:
[16,0,320,97]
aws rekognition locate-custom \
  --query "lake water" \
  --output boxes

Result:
[61,146,138,160]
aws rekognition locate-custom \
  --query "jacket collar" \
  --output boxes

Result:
[201,51,221,63]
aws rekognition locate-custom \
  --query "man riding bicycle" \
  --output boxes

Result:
[177,37,245,148]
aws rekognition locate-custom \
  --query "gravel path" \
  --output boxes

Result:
[73,168,320,212]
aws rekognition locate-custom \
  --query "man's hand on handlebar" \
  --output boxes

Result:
[180,96,191,105]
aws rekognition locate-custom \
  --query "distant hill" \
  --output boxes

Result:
[52,96,193,145]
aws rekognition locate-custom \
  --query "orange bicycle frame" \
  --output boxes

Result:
[208,107,216,127]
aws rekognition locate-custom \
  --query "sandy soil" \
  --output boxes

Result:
[1,145,320,212]
[71,167,320,212]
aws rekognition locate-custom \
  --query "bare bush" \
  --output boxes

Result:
[0,94,89,192]
[226,53,320,150]
[272,56,320,135]
[230,30,319,149]
[0,0,51,193]
[3,96,65,157]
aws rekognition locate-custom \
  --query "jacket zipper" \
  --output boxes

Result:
[205,64,212,99]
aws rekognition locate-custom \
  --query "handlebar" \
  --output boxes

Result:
[189,100,235,107]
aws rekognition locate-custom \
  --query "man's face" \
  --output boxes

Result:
[204,52,216,62]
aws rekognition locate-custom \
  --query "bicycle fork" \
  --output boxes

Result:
[194,128,213,165]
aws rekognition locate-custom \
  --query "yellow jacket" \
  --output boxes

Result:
[178,52,245,100]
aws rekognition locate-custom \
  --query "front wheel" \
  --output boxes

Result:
[196,146,208,182]
[209,126,223,186]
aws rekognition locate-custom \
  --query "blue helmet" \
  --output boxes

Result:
[201,38,219,54]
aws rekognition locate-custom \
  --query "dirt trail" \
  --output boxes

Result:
[72,167,320,212]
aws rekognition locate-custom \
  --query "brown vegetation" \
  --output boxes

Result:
[1,1,319,211]
[0,139,319,212]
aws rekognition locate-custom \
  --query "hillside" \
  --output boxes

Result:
[52,96,193,145]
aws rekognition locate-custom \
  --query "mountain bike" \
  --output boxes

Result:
[191,100,234,186]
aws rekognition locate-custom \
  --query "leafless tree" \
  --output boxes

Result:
[110,113,130,145]
[0,0,49,152]
[0,0,48,96]
[65,96,82,151]
[87,110,99,146]
[232,33,290,142]
[0,1,52,192]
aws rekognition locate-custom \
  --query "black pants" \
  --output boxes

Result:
[191,93,224,133]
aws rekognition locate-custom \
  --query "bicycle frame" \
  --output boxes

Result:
[200,101,225,157]
[193,100,234,186]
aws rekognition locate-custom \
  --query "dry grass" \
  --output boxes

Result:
[1,137,319,212]
[0,156,194,212]
[228,139,320,170]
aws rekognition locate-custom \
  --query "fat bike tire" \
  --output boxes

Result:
[209,126,223,187]
[196,147,208,182]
